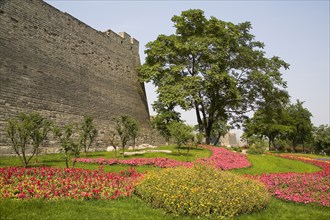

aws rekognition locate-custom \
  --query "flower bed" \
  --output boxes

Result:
[73,157,192,168]
[0,166,142,200]
[248,154,330,207]
[74,146,251,170]
[197,145,251,170]
[135,165,270,218]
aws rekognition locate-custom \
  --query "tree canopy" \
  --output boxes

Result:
[243,100,314,152]
[139,9,289,144]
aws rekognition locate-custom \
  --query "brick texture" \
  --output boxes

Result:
[0,0,162,154]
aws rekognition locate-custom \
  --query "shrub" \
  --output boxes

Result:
[247,145,265,154]
[232,146,242,152]
[135,165,270,218]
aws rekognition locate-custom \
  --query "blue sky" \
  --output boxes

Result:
[45,0,329,131]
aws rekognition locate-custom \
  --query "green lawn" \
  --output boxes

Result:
[232,154,321,175]
[0,145,210,173]
[0,148,329,220]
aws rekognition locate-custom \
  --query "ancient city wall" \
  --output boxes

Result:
[0,0,159,153]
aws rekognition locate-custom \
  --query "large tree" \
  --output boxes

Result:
[313,124,330,155]
[139,9,289,144]
[243,105,292,151]
[286,100,313,152]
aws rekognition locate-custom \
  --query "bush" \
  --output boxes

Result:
[247,145,266,154]
[135,165,270,218]
[232,146,242,152]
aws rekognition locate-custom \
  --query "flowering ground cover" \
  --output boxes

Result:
[197,145,252,170]
[0,166,142,200]
[74,145,252,170]
[248,154,330,207]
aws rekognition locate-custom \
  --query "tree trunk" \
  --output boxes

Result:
[272,139,276,151]
[205,128,212,145]
[65,157,69,168]
[214,133,221,146]
[186,144,190,162]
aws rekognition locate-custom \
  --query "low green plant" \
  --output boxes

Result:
[247,145,265,154]
[135,165,270,218]
[232,146,242,152]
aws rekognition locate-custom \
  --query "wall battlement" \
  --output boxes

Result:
[0,0,161,154]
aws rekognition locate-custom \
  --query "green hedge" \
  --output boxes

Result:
[135,165,270,218]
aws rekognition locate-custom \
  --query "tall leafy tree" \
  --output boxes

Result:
[243,96,292,151]
[313,124,330,155]
[139,9,289,144]
[286,100,313,152]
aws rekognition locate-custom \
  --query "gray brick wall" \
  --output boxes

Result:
[0,0,162,154]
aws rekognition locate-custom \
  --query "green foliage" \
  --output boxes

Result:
[232,146,242,153]
[135,165,270,218]
[6,112,51,167]
[285,100,313,152]
[168,121,194,148]
[244,100,314,153]
[195,132,204,144]
[128,118,139,150]
[79,116,98,154]
[244,136,267,154]
[243,102,292,151]
[115,115,139,157]
[211,121,230,146]
[139,9,289,144]
[53,124,79,168]
[313,124,330,155]
[247,145,265,155]
[108,132,119,158]
[151,101,181,143]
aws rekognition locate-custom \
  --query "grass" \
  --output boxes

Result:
[0,197,198,220]
[0,147,329,220]
[231,154,321,175]
[0,196,329,220]
[0,145,210,173]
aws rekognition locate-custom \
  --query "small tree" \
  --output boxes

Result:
[151,101,181,144]
[115,115,138,158]
[108,132,118,158]
[168,121,194,159]
[29,113,52,163]
[53,124,79,168]
[195,132,204,144]
[128,118,139,150]
[79,116,98,155]
[6,112,51,167]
